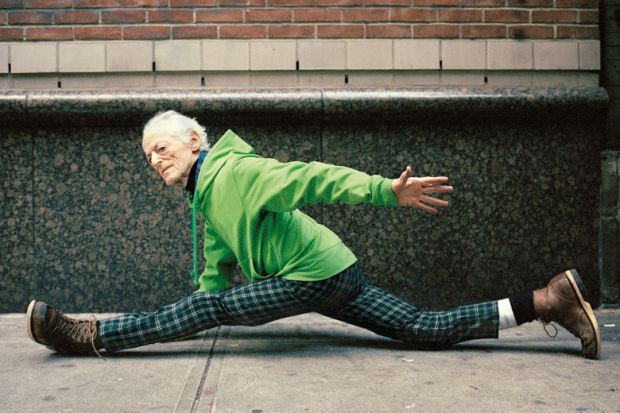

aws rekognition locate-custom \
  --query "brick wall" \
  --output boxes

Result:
[0,0,599,41]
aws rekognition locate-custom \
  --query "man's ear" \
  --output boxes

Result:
[190,131,201,151]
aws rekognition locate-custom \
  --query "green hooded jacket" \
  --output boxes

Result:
[193,129,399,293]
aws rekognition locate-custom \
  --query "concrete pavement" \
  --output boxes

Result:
[1,310,619,413]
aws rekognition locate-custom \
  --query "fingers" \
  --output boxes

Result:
[421,184,453,194]
[413,199,438,215]
[401,166,412,183]
[395,165,412,191]
[419,194,449,207]
[397,167,451,215]
[415,177,450,188]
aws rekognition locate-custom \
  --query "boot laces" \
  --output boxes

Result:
[539,320,558,338]
[54,314,105,359]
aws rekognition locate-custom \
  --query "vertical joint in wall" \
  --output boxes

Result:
[600,150,620,306]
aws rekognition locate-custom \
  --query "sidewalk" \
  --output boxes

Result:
[1,310,619,413]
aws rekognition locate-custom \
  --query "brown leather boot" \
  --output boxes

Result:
[26,300,103,356]
[533,269,600,359]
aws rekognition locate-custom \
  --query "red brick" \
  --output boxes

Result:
[0,27,24,41]
[0,13,5,24]
[102,10,146,23]
[485,9,529,22]
[26,26,73,40]
[438,9,482,22]
[462,0,504,6]
[391,8,436,22]
[54,11,99,25]
[24,0,72,7]
[508,24,553,38]
[220,24,267,38]
[172,24,217,38]
[120,0,168,6]
[196,9,242,22]
[462,24,506,37]
[294,8,341,22]
[556,0,597,8]
[414,0,459,6]
[317,23,364,37]
[246,9,292,22]
[9,11,52,25]
[123,25,170,39]
[74,0,122,7]
[268,0,315,5]
[507,0,551,6]
[533,10,576,23]
[343,8,388,22]
[366,0,410,5]
[219,0,265,6]
[557,25,598,38]
[1,1,24,8]
[579,10,598,24]
[268,24,315,38]
[367,23,411,37]
[170,0,216,5]
[75,25,122,39]
[148,9,194,23]
[342,8,388,22]
[413,23,458,37]
[316,0,363,6]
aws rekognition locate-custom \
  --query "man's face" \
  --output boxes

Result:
[142,132,201,187]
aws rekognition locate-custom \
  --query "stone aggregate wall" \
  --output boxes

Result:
[0,87,607,312]
[601,151,619,306]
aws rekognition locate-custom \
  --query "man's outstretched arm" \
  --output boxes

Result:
[232,156,452,215]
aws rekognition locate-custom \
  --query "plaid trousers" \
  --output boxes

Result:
[99,263,499,352]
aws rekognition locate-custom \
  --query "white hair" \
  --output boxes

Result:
[143,110,210,151]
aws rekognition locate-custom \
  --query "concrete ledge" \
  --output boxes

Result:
[0,87,608,127]
[0,40,601,73]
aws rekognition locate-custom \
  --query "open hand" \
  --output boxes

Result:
[391,165,453,214]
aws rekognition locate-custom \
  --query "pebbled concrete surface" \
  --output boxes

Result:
[1,310,619,413]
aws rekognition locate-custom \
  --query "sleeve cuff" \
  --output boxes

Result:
[379,178,399,206]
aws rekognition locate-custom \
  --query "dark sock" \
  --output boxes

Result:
[508,291,536,325]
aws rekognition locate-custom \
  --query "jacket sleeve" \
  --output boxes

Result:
[195,225,236,293]
[232,156,399,213]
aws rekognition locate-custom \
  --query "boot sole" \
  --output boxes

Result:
[26,300,54,351]
[565,269,601,359]
[25,299,37,343]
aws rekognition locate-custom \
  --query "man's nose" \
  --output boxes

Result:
[151,152,161,166]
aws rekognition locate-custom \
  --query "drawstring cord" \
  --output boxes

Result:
[189,149,208,287]
[191,193,198,285]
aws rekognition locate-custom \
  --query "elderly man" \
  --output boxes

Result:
[27,110,600,359]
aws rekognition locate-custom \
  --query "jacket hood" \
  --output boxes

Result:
[194,129,256,199]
